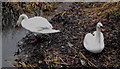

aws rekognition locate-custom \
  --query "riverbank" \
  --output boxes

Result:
[2,2,120,68]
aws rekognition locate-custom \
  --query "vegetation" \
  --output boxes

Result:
[2,2,120,68]
[2,2,59,29]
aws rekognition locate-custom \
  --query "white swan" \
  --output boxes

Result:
[16,14,60,34]
[83,22,105,53]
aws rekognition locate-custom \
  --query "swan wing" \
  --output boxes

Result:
[93,31,104,40]
[35,29,60,34]
[21,17,53,32]
[83,33,95,50]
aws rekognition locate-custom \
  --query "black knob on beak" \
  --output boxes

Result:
[100,26,105,32]
[15,25,20,30]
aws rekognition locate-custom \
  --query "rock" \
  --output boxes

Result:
[67,42,73,47]
[80,59,86,66]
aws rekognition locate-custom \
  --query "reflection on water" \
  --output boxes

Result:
[2,26,28,67]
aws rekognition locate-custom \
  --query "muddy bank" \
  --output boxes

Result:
[2,2,120,68]
[2,2,73,67]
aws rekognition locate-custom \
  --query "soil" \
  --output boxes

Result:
[2,2,120,68]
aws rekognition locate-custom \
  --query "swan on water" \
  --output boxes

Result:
[83,22,105,53]
[16,14,60,34]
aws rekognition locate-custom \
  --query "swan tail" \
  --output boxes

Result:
[48,29,60,33]
[38,29,60,34]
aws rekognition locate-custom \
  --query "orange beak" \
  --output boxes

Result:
[15,25,20,30]
[100,26,105,32]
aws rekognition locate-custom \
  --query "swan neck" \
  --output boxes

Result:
[17,14,28,26]
[96,27,101,33]
[21,14,28,20]
[96,27,101,43]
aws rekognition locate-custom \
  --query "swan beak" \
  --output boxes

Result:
[100,26,105,32]
[15,25,20,30]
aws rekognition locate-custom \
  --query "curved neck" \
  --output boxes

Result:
[17,14,28,26]
[19,14,28,21]
[96,27,101,43]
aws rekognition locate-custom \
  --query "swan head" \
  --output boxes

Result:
[16,14,28,26]
[97,22,105,31]
[97,22,103,28]
[15,14,28,29]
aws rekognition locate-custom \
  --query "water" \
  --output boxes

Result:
[2,27,28,67]
[0,32,2,68]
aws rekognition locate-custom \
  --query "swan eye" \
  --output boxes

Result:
[92,33,95,36]
[100,26,104,28]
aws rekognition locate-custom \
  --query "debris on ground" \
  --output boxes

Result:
[2,2,120,68]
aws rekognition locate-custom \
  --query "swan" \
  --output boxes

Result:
[16,14,60,34]
[83,22,105,53]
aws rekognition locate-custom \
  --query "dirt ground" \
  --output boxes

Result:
[2,2,120,68]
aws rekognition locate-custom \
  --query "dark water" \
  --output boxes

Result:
[2,27,28,67]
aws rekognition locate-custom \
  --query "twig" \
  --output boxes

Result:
[79,52,97,67]
[43,60,68,65]
[68,45,97,68]
[5,60,16,67]
[53,51,68,65]
[61,9,70,16]
[19,62,27,68]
